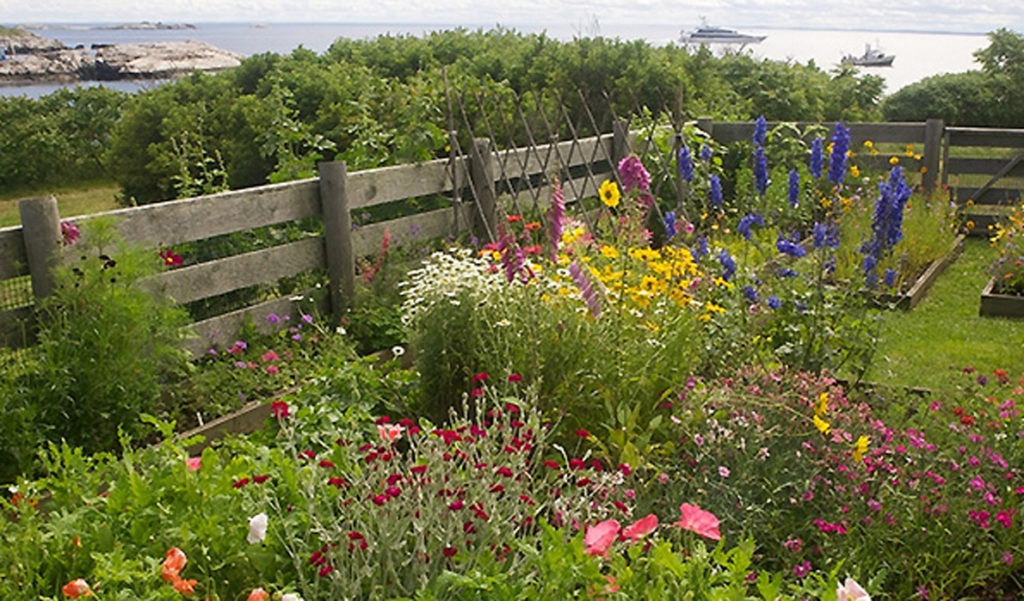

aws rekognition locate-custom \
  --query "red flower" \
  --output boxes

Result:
[371,494,387,506]
[472,372,490,383]
[443,545,458,558]
[622,513,659,541]
[507,373,523,383]
[318,460,336,469]
[375,415,391,425]
[328,477,347,489]
[495,466,513,478]
[271,400,290,419]
[159,248,183,267]
[470,388,484,398]
[489,483,505,493]
[318,565,334,577]
[576,428,591,438]
[543,459,560,470]
[233,477,250,489]
[569,458,586,470]
[411,465,428,475]
[584,519,620,557]
[449,500,465,511]
[385,486,402,498]
[252,474,270,484]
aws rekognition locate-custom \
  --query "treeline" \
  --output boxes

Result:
[883,28,1024,126]
[2,28,892,203]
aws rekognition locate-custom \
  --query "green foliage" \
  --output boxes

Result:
[883,28,1024,126]
[0,219,191,473]
[0,86,126,191]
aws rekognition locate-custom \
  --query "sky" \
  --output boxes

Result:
[0,0,1021,34]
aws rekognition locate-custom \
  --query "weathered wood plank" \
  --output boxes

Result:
[155,237,325,305]
[184,288,330,356]
[0,305,34,349]
[711,122,926,145]
[947,157,1024,178]
[347,158,461,211]
[352,207,464,257]
[500,171,614,213]
[495,135,614,183]
[980,277,1024,318]
[178,400,273,455]
[0,226,29,279]
[947,127,1024,149]
[955,187,1021,205]
[71,179,321,248]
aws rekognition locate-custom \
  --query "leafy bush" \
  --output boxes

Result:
[989,203,1024,295]
[0,219,191,473]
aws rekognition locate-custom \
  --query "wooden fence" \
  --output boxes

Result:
[3,119,1023,352]
[0,132,620,353]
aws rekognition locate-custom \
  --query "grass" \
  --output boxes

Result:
[863,236,1024,392]
[0,181,121,228]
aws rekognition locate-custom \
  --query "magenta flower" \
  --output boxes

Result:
[793,560,812,579]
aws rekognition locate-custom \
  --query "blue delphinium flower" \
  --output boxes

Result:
[809,138,824,179]
[812,221,840,249]
[743,285,759,303]
[788,169,800,207]
[718,249,736,281]
[776,233,806,258]
[709,174,723,208]
[862,166,913,285]
[664,210,677,241]
[678,145,695,183]
[693,235,709,262]
[754,145,769,196]
[753,115,767,147]
[737,212,764,241]
[862,254,877,276]
[767,294,782,310]
[828,122,850,186]
[700,144,713,162]
[884,269,898,288]
[777,267,798,278]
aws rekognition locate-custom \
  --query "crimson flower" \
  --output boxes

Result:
[271,401,289,419]
[159,248,183,267]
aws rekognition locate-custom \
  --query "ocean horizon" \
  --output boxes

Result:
[0,22,992,99]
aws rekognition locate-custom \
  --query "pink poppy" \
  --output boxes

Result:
[186,456,201,471]
[622,513,658,541]
[673,503,721,540]
[584,519,620,557]
[378,423,405,442]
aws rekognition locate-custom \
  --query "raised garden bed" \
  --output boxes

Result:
[980,277,1024,318]
[871,233,966,309]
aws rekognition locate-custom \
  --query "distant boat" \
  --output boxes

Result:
[680,21,766,46]
[842,44,894,67]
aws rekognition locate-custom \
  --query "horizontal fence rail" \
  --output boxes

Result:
[3,119,1023,352]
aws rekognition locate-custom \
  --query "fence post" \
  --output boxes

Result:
[696,117,714,139]
[922,118,944,194]
[612,118,630,165]
[318,161,355,319]
[469,138,497,243]
[19,195,61,301]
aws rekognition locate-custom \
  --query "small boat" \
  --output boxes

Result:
[680,20,765,46]
[842,44,894,67]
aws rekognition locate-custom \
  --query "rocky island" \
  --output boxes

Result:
[0,26,240,84]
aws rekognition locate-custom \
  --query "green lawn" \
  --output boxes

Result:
[0,181,121,228]
[864,237,1024,391]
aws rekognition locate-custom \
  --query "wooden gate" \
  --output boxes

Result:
[943,127,1024,234]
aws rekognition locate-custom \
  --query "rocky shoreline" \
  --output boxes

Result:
[0,27,240,84]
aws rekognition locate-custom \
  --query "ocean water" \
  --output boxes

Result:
[0,22,990,98]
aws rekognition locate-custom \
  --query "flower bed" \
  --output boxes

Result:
[980,277,1024,318]
[870,233,966,309]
